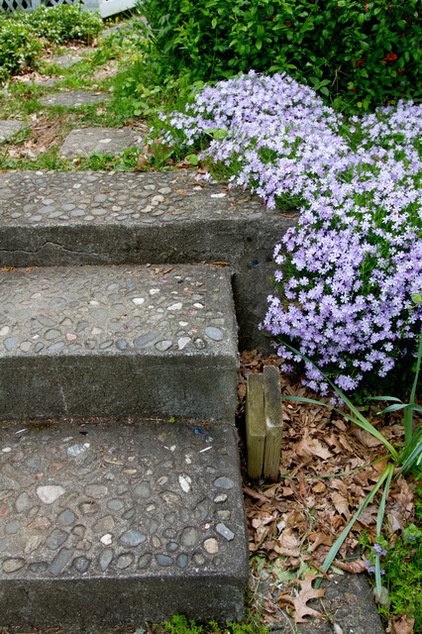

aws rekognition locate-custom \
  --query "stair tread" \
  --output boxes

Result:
[0,170,266,227]
[0,264,238,420]
[0,417,248,625]
[0,264,235,358]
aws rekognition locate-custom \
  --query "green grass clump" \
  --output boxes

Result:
[162,614,267,634]
[361,475,422,629]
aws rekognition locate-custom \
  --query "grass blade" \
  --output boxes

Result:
[316,467,392,587]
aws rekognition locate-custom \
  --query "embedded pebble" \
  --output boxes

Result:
[58,510,76,526]
[3,558,26,573]
[137,553,152,569]
[67,443,89,457]
[205,327,224,341]
[180,526,198,547]
[49,548,73,575]
[99,548,113,571]
[46,529,68,550]
[216,523,235,541]
[5,521,20,535]
[156,554,173,567]
[178,474,192,493]
[116,553,135,569]
[214,477,234,490]
[120,529,147,547]
[73,556,91,573]
[100,534,113,546]
[85,484,108,498]
[36,485,65,504]
[204,538,219,554]
[155,340,172,352]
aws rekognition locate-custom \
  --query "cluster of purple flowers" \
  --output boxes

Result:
[365,543,388,575]
[163,71,422,393]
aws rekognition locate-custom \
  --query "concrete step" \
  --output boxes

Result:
[0,264,238,421]
[0,169,296,349]
[0,417,249,627]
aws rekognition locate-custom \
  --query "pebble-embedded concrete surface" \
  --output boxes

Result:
[0,169,296,350]
[0,264,238,420]
[0,120,27,144]
[38,91,110,108]
[59,127,144,158]
[0,417,249,626]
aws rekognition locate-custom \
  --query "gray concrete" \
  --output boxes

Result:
[38,91,110,108]
[0,264,238,421]
[0,417,249,627]
[60,127,144,158]
[0,120,27,144]
[0,170,297,349]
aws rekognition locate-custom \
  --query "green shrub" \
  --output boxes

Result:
[0,4,104,81]
[0,20,43,80]
[23,4,104,45]
[139,0,422,111]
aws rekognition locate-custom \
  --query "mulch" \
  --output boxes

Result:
[238,350,419,632]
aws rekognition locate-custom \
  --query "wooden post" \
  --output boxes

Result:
[262,365,283,481]
[246,373,265,480]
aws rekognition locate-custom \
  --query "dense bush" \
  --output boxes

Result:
[0,20,42,80]
[23,4,104,45]
[162,71,422,393]
[139,0,422,111]
[0,4,103,80]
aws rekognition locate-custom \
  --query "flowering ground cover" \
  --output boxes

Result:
[162,71,422,395]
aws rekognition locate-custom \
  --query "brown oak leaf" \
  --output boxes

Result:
[294,430,332,461]
[285,573,326,623]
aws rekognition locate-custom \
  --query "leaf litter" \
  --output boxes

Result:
[238,350,419,629]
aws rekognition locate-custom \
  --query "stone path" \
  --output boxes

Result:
[38,90,110,108]
[0,169,294,351]
[60,126,143,157]
[0,120,27,143]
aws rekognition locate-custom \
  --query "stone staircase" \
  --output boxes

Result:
[0,168,293,628]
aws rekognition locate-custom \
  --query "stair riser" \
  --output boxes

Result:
[0,356,237,420]
[0,577,245,625]
[0,219,290,351]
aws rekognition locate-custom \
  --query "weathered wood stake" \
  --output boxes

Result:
[245,373,266,480]
[246,365,283,481]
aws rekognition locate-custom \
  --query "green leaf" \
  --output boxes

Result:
[213,128,228,139]
[187,153,199,165]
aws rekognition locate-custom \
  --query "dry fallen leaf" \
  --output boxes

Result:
[353,427,383,447]
[331,491,350,517]
[274,527,301,557]
[392,615,415,634]
[333,559,367,574]
[285,573,326,623]
[294,430,332,461]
